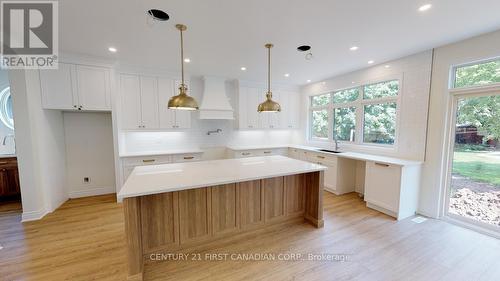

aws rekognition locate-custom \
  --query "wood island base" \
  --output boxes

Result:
[123,171,324,280]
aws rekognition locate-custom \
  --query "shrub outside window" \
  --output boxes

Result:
[453,59,500,88]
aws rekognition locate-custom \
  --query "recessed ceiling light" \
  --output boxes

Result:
[184,58,191,63]
[147,9,170,21]
[108,47,117,53]
[321,82,326,85]
[385,65,390,68]
[418,4,432,12]
[297,45,311,52]
[240,66,246,71]
[351,81,355,84]
[368,60,374,64]
[284,73,290,77]
[349,46,359,51]
[306,79,311,83]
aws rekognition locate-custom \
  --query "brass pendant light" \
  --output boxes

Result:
[168,24,199,110]
[257,43,281,112]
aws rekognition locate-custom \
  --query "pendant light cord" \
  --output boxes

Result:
[180,28,185,87]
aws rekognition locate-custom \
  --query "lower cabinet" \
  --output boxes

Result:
[0,157,20,197]
[364,161,421,220]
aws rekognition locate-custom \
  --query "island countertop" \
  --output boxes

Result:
[118,155,326,199]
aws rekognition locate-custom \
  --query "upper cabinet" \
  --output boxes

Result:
[238,85,299,130]
[120,74,191,130]
[40,63,111,111]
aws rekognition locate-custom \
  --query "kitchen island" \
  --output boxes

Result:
[118,155,326,280]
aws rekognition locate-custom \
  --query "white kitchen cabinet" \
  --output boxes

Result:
[364,161,421,220]
[120,75,142,129]
[40,63,77,110]
[280,91,300,129]
[139,76,159,129]
[238,87,260,129]
[75,65,111,110]
[158,78,192,129]
[40,63,111,111]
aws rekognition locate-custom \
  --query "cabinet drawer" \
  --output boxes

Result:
[172,153,202,163]
[122,155,172,166]
[364,161,401,213]
[306,152,337,165]
[235,150,255,158]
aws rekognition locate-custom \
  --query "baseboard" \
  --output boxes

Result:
[69,186,115,198]
[22,208,49,222]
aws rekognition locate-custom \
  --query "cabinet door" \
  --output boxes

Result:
[6,167,20,195]
[238,87,248,128]
[158,78,175,129]
[120,75,142,129]
[364,161,401,213]
[39,63,77,110]
[246,87,260,129]
[0,168,8,196]
[139,76,159,129]
[286,92,299,129]
[76,65,111,110]
[179,188,212,244]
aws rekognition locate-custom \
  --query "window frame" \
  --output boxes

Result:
[450,56,500,89]
[308,75,402,148]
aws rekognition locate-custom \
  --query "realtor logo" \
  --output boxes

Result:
[1,1,58,69]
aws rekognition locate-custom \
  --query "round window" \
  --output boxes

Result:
[0,87,14,130]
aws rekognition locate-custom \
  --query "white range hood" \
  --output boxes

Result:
[199,76,234,120]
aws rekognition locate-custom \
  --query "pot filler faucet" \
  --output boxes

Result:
[207,129,222,135]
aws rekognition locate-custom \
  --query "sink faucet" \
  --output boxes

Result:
[2,134,14,146]
[207,129,222,135]
[334,135,339,151]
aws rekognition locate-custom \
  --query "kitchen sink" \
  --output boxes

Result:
[318,149,342,154]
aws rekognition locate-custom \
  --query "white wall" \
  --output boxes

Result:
[9,70,68,221]
[64,112,116,198]
[300,51,433,161]
[0,71,15,154]
[419,30,500,218]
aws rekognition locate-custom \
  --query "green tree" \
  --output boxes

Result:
[457,95,500,141]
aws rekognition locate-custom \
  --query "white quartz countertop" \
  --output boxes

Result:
[118,155,326,199]
[119,148,203,158]
[0,154,16,159]
[228,144,422,166]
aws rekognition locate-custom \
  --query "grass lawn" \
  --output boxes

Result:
[452,151,500,186]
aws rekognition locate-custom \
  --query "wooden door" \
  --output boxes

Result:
[178,187,212,244]
[140,193,179,252]
[263,177,285,222]
[211,184,239,235]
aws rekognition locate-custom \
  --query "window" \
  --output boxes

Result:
[309,79,399,146]
[333,107,356,141]
[363,102,397,144]
[453,59,500,88]
[0,87,14,130]
[311,110,328,139]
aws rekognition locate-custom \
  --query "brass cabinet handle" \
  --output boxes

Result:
[374,162,390,167]
[263,151,271,154]
[317,155,325,159]
[242,152,251,156]
[142,159,155,163]
[183,156,194,160]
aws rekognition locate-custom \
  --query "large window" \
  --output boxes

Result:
[309,79,399,146]
[453,58,500,88]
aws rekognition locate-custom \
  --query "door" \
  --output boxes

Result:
[446,93,500,231]
[139,76,159,129]
[120,75,142,129]
[39,63,76,110]
[76,65,111,110]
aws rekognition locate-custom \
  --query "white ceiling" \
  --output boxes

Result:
[59,0,500,85]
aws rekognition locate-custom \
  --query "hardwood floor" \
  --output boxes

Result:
[0,192,499,281]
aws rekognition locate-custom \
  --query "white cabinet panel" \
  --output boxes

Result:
[244,87,260,129]
[172,80,192,129]
[39,63,77,110]
[140,76,159,129]
[282,91,299,129]
[120,75,142,129]
[76,65,111,110]
[364,161,401,213]
[158,77,176,129]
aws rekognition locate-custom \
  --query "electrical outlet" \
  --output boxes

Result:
[84,177,90,183]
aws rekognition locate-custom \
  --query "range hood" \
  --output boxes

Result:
[199,76,234,120]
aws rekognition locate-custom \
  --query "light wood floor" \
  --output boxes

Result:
[0,193,499,281]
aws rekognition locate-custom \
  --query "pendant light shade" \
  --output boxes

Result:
[258,43,281,112]
[168,24,199,110]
